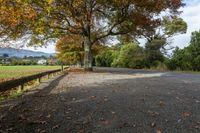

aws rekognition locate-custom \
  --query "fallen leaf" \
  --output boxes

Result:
[104,98,108,102]
[147,110,159,117]
[150,122,156,127]
[111,111,116,115]
[158,101,166,107]
[195,100,200,103]
[182,112,191,118]
[90,96,96,99]
[156,129,162,133]
[100,120,111,126]
[46,114,51,118]
[7,127,13,131]
[40,129,46,133]
[194,125,200,129]
[18,115,26,121]
[66,117,71,120]
[52,125,59,129]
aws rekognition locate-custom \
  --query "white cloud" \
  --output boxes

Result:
[25,44,56,53]
[172,2,200,49]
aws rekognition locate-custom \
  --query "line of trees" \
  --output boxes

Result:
[166,30,200,71]
[95,30,200,71]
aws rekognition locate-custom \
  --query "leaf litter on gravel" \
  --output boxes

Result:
[182,112,192,118]
[147,110,160,117]
[158,100,166,107]
[156,129,162,133]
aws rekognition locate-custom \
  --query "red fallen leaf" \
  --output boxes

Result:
[182,112,191,118]
[156,129,162,133]
[158,101,166,107]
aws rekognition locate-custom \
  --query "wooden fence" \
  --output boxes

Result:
[0,69,63,92]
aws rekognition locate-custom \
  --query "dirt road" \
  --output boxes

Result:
[0,67,200,133]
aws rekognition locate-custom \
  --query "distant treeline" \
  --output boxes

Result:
[0,56,61,66]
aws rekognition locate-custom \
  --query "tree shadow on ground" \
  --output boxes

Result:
[0,71,200,133]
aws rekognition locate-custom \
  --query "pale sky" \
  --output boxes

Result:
[26,0,200,53]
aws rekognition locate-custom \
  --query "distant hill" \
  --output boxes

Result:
[0,48,54,58]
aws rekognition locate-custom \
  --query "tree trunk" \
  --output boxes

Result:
[84,36,93,71]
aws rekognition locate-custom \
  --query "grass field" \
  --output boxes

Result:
[0,66,62,83]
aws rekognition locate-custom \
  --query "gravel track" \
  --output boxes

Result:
[0,67,200,133]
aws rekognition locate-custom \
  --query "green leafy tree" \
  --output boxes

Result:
[145,37,166,67]
[95,49,114,67]
[112,43,145,68]
[144,17,187,67]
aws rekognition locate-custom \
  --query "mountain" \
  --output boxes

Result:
[0,48,54,58]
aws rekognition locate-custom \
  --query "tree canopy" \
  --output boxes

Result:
[0,0,185,70]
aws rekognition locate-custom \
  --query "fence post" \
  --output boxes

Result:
[47,74,50,79]
[19,84,24,91]
[61,64,64,72]
[38,77,41,83]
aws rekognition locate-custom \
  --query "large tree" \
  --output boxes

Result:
[56,35,105,66]
[0,0,184,70]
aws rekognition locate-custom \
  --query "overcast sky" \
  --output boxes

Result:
[26,0,200,53]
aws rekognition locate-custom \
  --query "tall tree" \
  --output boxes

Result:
[144,16,187,66]
[56,35,104,66]
[0,0,184,70]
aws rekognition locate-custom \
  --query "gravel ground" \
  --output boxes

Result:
[0,67,200,133]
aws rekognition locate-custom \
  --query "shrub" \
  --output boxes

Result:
[95,50,114,67]
[112,43,145,68]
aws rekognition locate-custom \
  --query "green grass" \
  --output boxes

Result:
[0,65,63,101]
[174,70,200,74]
[0,65,62,83]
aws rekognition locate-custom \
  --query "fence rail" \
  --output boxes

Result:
[0,69,63,92]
